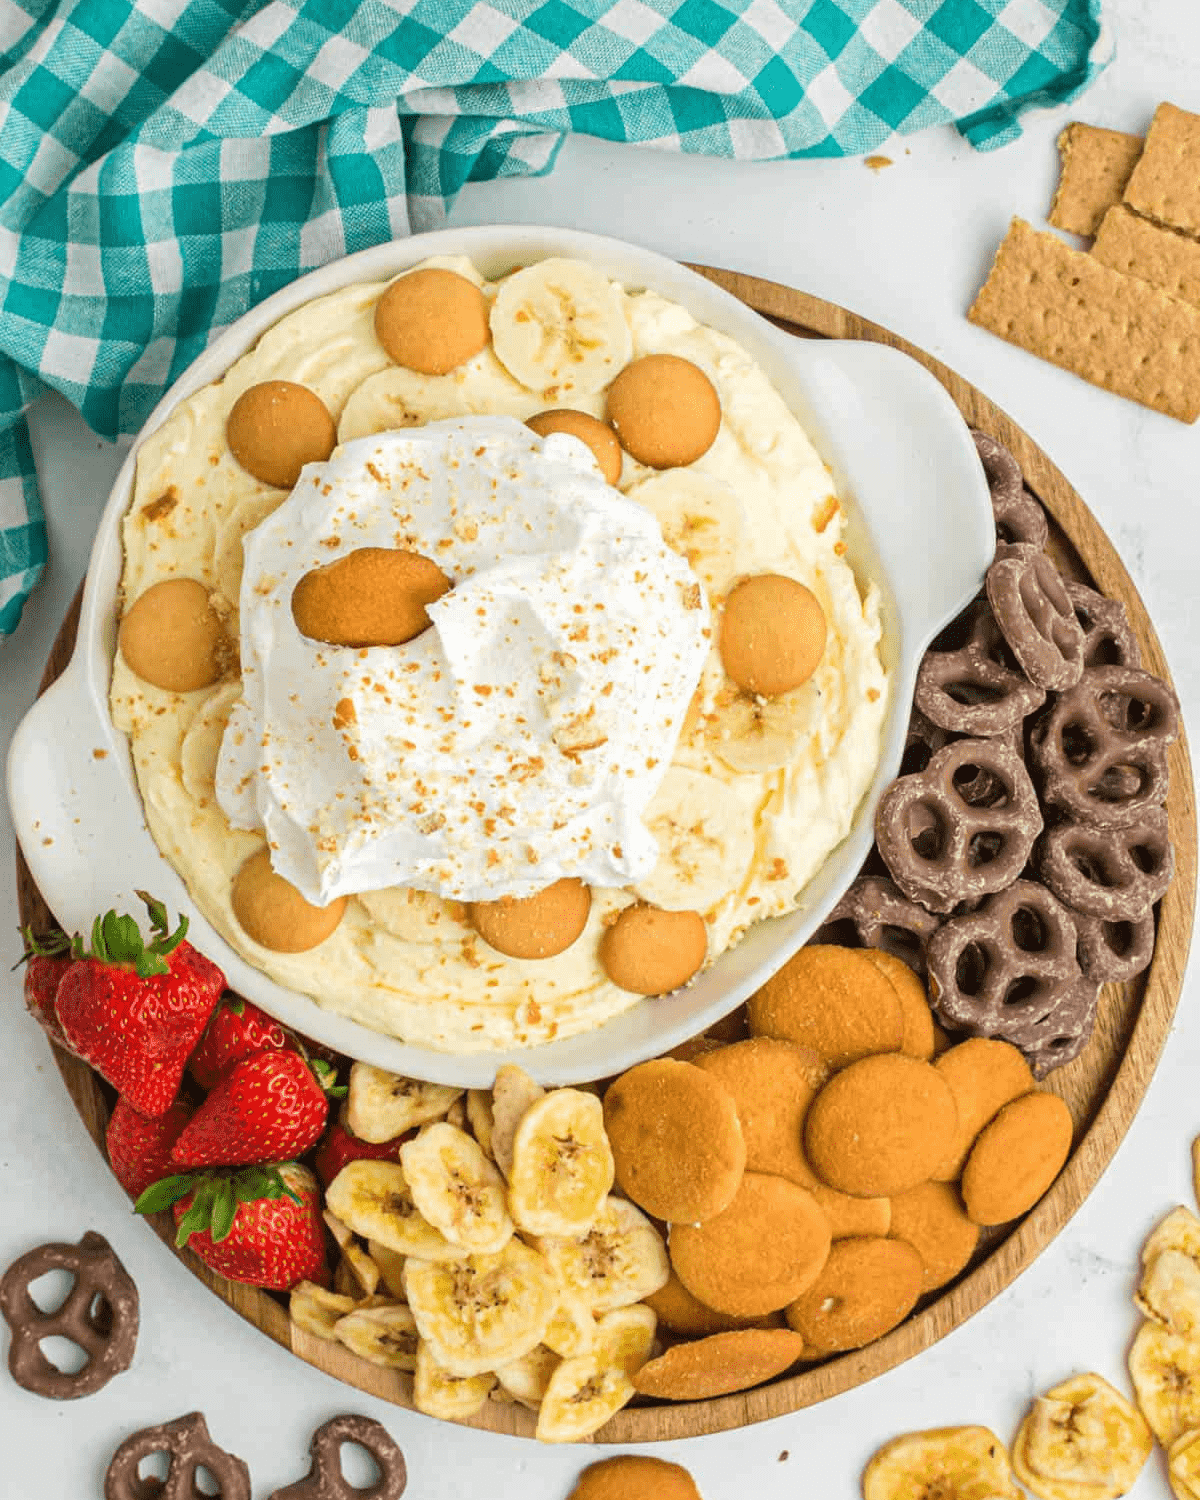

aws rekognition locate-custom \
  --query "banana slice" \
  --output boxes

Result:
[413,1339,496,1421]
[326,1159,461,1262]
[495,1345,561,1409]
[862,1426,1021,1500]
[489,258,631,397]
[400,1123,513,1254]
[706,686,814,775]
[404,1237,559,1377]
[466,1089,496,1159]
[535,1196,669,1313]
[625,471,746,598]
[543,1294,596,1359]
[491,1064,546,1179]
[356,886,468,944]
[1012,1373,1152,1500]
[1170,1428,1200,1500]
[633,767,755,913]
[346,1063,463,1143]
[289,1282,359,1341]
[333,1304,419,1371]
[366,1239,409,1301]
[534,1307,655,1443]
[1137,1207,1200,1337]
[336,354,532,443]
[508,1089,615,1236]
[1129,1320,1200,1447]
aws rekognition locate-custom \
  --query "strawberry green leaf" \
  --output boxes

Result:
[136,891,170,939]
[226,995,245,1017]
[174,1201,211,1249]
[134,1173,200,1215]
[12,926,72,968]
[210,1180,238,1244]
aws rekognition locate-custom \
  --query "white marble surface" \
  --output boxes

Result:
[3,3,1199,1492]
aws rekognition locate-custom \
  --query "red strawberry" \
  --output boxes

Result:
[137,1162,326,1291]
[189,995,294,1091]
[106,1096,194,1200]
[170,1050,335,1169]
[54,893,224,1117]
[20,933,73,1048]
[312,1113,410,1188]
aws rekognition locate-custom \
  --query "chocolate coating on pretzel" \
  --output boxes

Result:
[1031,664,1178,829]
[269,1415,407,1500]
[104,1412,249,1500]
[1039,806,1174,921]
[813,875,941,978]
[986,543,1085,692]
[1074,907,1157,985]
[0,1231,138,1399]
[915,599,1046,739]
[875,738,1043,914]
[1065,580,1141,670]
[971,430,1049,550]
[926,881,1096,1077]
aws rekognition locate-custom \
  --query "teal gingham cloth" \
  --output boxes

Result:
[1,0,1110,637]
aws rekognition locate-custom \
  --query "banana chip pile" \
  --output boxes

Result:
[1129,1191,1200,1492]
[291,1061,668,1441]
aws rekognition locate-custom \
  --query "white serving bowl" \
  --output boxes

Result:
[8,225,994,1087]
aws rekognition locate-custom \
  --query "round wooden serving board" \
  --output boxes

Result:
[16,265,1197,1443]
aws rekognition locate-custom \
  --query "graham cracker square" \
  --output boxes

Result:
[1049,123,1144,237]
[967,217,1200,423]
[1123,101,1200,237]
[1092,203,1200,311]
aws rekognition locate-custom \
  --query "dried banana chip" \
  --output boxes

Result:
[467,1089,495,1158]
[508,1089,614,1236]
[535,1196,669,1313]
[862,1426,1021,1500]
[1129,1320,1200,1448]
[334,1304,419,1370]
[1169,1427,1200,1500]
[326,1159,461,1262]
[289,1282,359,1341]
[543,1293,596,1359]
[495,1344,561,1409]
[413,1339,495,1421]
[346,1062,462,1142]
[400,1122,513,1254]
[491,1064,546,1179]
[367,1238,409,1301]
[1137,1208,1200,1337]
[404,1237,559,1377]
[1011,1372,1151,1500]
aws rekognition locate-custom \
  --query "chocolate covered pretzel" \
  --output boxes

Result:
[1074,907,1157,985]
[1039,807,1174,921]
[875,738,1043,913]
[971,430,1049,550]
[269,1415,407,1500]
[1031,664,1179,829]
[926,881,1098,1076]
[986,543,1085,692]
[812,875,942,977]
[105,1412,250,1500]
[1066,580,1142,671]
[914,599,1046,740]
[0,1231,138,1399]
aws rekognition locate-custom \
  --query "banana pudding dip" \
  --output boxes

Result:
[110,253,888,1052]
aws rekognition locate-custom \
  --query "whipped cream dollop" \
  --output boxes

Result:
[216,417,710,905]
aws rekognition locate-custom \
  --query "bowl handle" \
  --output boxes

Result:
[778,336,995,661]
[6,659,144,933]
